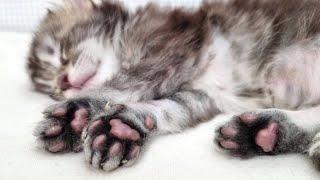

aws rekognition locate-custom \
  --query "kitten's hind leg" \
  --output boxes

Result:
[310,132,320,170]
[215,106,320,165]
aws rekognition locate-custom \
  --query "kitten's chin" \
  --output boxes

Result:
[62,81,99,99]
[63,88,82,98]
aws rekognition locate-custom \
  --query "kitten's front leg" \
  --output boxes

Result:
[34,97,107,153]
[34,87,139,153]
[83,89,219,171]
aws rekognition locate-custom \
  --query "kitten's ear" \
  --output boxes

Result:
[46,9,54,15]
[66,0,97,10]
[89,0,99,10]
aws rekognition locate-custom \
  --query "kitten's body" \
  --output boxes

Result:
[29,0,320,171]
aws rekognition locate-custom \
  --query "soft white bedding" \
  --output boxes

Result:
[0,31,319,180]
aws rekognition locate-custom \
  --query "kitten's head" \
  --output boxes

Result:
[27,0,123,100]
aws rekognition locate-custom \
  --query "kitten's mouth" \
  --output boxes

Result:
[58,58,102,98]
[69,72,96,89]
[57,67,98,98]
[61,73,96,99]
[68,60,101,90]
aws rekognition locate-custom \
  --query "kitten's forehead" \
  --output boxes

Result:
[29,0,97,67]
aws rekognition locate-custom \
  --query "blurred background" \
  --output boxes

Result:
[0,0,202,33]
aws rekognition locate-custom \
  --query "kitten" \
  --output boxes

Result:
[30,0,320,171]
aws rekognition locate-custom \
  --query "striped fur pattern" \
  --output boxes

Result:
[30,0,320,171]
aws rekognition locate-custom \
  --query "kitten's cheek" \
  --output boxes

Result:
[82,75,104,89]
[64,88,81,98]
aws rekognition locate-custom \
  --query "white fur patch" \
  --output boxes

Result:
[267,38,320,109]
[285,107,320,133]
[193,30,261,114]
[309,138,320,156]
[85,43,121,88]
[69,37,120,88]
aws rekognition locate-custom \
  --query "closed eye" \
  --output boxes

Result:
[44,45,55,55]
[60,46,69,65]
[60,57,69,65]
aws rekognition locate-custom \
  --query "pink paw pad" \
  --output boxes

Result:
[239,114,257,124]
[220,127,237,137]
[220,140,238,149]
[71,108,89,134]
[92,134,107,151]
[45,125,62,137]
[255,123,278,152]
[110,119,140,141]
[109,142,123,156]
[144,116,155,130]
[52,107,66,117]
[48,142,66,153]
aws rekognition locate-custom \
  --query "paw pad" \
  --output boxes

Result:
[48,141,66,153]
[110,119,140,141]
[239,113,257,124]
[216,112,281,156]
[45,125,62,137]
[83,112,150,171]
[36,101,91,153]
[144,116,155,130]
[255,123,278,152]
[92,134,107,151]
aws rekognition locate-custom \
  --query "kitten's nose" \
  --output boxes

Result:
[58,74,71,91]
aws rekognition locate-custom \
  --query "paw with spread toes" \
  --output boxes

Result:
[82,104,155,171]
[34,98,103,153]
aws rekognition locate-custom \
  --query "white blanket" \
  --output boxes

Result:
[0,32,319,180]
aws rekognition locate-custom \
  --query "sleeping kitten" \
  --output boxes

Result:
[27,0,97,99]
[30,0,320,171]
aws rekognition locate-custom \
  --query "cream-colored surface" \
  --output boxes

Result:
[0,32,319,180]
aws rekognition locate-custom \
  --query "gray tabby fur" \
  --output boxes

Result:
[29,0,320,171]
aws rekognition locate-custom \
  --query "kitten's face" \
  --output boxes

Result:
[57,20,120,99]
[27,0,114,100]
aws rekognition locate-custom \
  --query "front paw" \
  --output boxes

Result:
[82,104,155,171]
[34,98,104,153]
[215,110,309,157]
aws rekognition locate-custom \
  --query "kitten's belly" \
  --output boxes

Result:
[192,60,263,114]
[192,31,264,114]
